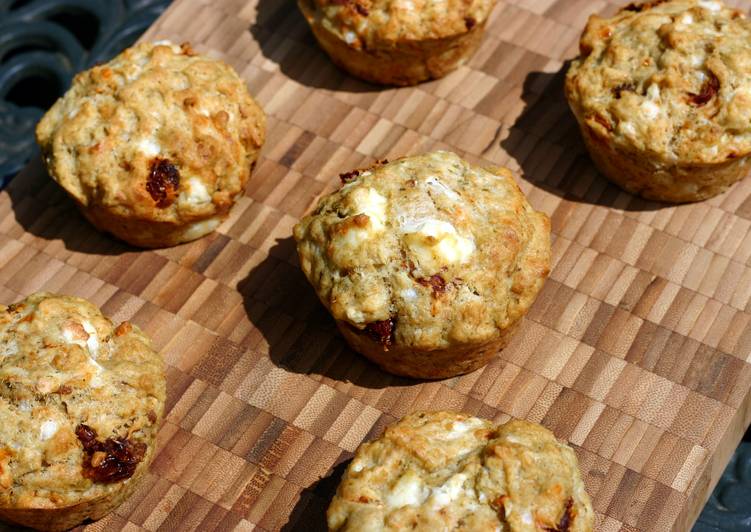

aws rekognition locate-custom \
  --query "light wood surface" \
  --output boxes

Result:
[3,0,751,530]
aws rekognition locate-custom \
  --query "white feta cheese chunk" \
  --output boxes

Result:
[81,320,99,357]
[640,100,660,119]
[351,187,388,231]
[402,219,475,271]
[425,176,460,200]
[699,0,722,11]
[385,471,429,508]
[137,137,161,157]
[40,420,59,441]
[180,177,212,205]
[430,473,468,508]
[335,188,389,247]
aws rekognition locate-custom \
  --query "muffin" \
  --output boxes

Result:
[565,0,751,203]
[297,0,498,86]
[0,293,166,531]
[36,41,266,248]
[293,151,550,379]
[327,411,594,531]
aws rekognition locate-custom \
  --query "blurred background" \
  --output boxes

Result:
[0,0,748,530]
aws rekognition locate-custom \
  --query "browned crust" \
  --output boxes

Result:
[575,119,751,203]
[0,445,153,531]
[298,1,488,85]
[564,0,751,202]
[337,318,520,379]
[35,42,266,249]
[79,204,226,248]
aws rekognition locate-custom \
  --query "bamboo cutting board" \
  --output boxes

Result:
[2,0,751,530]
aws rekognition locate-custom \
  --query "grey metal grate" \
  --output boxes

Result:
[695,443,751,531]
[0,0,172,181]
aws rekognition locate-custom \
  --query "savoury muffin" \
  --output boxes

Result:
[36,41,266,248]
[0,293,166,531]
[565,0,751,203]
[298,0,498,86]
[293,151,550,379]
[328,411,594,531]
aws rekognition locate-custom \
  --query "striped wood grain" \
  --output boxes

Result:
[3,0,751,530]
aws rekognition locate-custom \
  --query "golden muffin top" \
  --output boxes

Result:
[301,0,497,48]
[566,0,751,164]
[294,151,550,351]
[36,41,265,226]
[327,411,594,531]
[0,293,165,509]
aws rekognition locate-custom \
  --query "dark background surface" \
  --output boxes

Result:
[0,0,171,181]
[0,0,748,530]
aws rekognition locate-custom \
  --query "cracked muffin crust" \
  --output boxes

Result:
[565,0,751,202]
[0,293,166,531]
[293,151,550,379]
[327,411,594,531]
[36,41,266,247]
[298,0,498,85]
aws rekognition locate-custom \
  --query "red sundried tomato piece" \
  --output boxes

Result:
[180,42,197,56]
[622,0,665,12]
[75,424,97,451]
[688,71,719,106]
[612,82,636,99]
[465,16,477,30]
[492,495,508,520]
[543,498,574,532]
[417,274,447,295]
[146,158,180,208]
[558,498,574,532]
[339,169,360,184]
[592,114,613,132]
[365,318,395,348]
[75,424,147,483]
